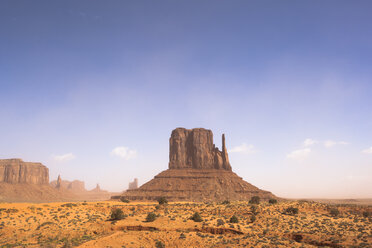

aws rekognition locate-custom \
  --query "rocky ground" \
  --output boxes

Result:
[0,200,371,247]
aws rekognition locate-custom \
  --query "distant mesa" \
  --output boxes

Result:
[128,178,138,190]
[0,159,113,202]
[50,176,111,200]
[50,175,86,193]
[0,159,49,185]
[120,127,276,202]
[0,159,79,202]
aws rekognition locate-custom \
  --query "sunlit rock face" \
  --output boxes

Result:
[169,128,231,170]
[0,159,49,185]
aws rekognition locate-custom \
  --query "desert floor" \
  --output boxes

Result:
[0,200,371,247]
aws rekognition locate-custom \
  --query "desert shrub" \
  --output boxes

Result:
[221,200,230,205]
[157,197,168,205]
[229,215,239,223]
[146,212,157,222]
[293,234,303,242]
[179,233,186,239]
[120,197,130,203]
[249,196,260,204]
[268,199,277,204]
[283,207,299,215]
[155,241,165,248]
[250,215,256,223]
[61,239,72,248]
[36,221,56,230]
[110,208,126,220]
[61,203,76,208]
[217,219,225,226]
[191,212,203,222]
[329,208,340,217]
[250,205,258,215]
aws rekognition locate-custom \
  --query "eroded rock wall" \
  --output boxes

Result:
[169,128,231,170]
[0,159,49,185]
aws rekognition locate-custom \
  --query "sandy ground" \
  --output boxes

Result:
[0,200,371,247]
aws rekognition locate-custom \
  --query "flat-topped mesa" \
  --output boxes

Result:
[0,159,49,185]
[168,128,231,170]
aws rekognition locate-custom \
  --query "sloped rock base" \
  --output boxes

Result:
[121,169,275,202]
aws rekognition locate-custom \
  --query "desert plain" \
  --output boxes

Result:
[0,199,371,248]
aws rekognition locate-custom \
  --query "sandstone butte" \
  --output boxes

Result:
[0,158,77,202]
[120,127,276,202]
[0,158,49,185]
[0,159,112,202]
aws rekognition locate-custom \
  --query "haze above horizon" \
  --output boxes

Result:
[1,0,371,198]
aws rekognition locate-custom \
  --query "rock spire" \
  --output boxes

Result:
[56,175,62,189]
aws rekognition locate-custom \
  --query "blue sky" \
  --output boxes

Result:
[1,1,371,198]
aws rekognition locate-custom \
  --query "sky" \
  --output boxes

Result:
[1,0,371,198]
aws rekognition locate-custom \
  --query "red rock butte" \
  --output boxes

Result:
[0,159,49,185]
[121,127,276,202]
[0,159,113,202]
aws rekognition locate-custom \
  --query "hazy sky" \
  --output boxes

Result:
[1,1,372,198]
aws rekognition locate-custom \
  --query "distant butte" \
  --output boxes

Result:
[120,128,276,202]
[0,159,113,202]
[0,159,49,185]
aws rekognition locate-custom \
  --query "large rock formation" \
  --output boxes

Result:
[50,176,113,201]
[50,176,86,193]
[120,128,276,202]
[0,159,113,202]
[0,159,80,202]
[0,159,49,184]
[169,128,231,170]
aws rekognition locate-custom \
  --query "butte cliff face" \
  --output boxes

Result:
[121,128,276,202]
[0,159,49,185]
[169,128,231,170]
[0,159,80,202]
[0,159,112,202]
